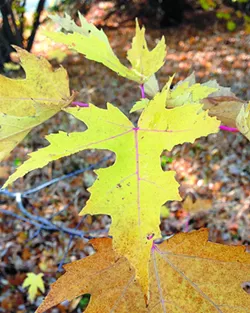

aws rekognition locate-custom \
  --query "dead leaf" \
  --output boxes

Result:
[36,229,250,313]
[183,194,212,213]
[201,96,245,128]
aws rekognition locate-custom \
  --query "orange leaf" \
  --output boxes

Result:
[36,229,250,313]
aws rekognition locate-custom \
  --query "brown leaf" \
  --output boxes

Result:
[202,96,245,128]
[183,194,212,213]
[36,230,250,313]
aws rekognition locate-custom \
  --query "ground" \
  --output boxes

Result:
[0,18,250,312]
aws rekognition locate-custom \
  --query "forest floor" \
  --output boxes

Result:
[0,18,250,312]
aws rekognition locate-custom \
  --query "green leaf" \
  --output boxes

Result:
[227,20,237,31]
[216,12,231,20]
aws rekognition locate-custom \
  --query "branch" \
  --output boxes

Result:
[20,0,27,40]
[27,0,46,51]
[22,155,112,196]
[0,155,113,239]
[140,84,145,99]
[0,207,45,228]
[0,193,109,239]
[9,2,22,46]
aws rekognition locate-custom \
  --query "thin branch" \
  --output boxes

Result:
[9,2,22,46]
[140,84,145,99]
[22,154,112,196]
[0,156,113,239]
[20,0,27,40]
[0,207,45,228]
[219,125,239,133]
[71,101,89,107]
[57,216,85,272]
[27,0,46,51]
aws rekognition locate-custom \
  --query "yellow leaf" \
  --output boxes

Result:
[4,89,219,294]
[127,19,166,81]
[169,82,217,107]
[22,272,45,302]
[46,13,141,83]
[35,230,250,313]
[130,98,150,113]
[0,47,72,161]
[236,102,250,140]
[160,205,170,218]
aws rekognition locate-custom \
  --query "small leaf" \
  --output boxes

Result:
[169,82,217,107]
[144,74,160,97]
[202,79,235,97]
[236,101,250,140]
[202,96,245,128]
[130,98,150,113]
[127,19,166,81]
[22,273,45,302]
[47,49,67,62]
[227,20,237,31]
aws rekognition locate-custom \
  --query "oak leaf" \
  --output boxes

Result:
[36,229,250,313]
[0,47,72,161]
[4,88,219,293]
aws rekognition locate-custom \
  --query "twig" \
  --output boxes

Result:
[71,101,89,107]
[0,208,44,229]
[22,155,112,196]
[140,84,145,99]
[220,125,239,133]
[0,155,113,239]
[58,216,86,272]
[15,193,100,239]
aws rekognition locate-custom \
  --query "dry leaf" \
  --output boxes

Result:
[183,194,212,213]
[202,96,245,128]
[36,229,250,313]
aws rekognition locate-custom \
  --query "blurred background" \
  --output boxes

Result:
[0,0,250,312]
